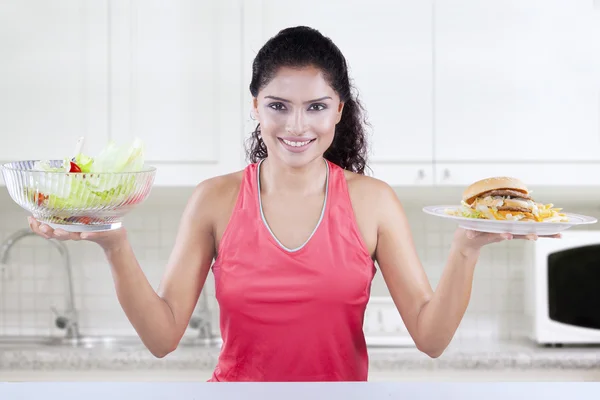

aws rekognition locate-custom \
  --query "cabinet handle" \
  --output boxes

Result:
[443,169,450,180]
[417,169,425,179]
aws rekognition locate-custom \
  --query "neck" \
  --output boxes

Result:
[259,157,327,196]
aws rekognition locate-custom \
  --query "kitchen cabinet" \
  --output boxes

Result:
[2,1,600,189]
[434,163,600,187]
[242,0,435,186]
[434,0,600,163]
[108,0,244,186]
[364,297,415,347]
[0,1,109,167]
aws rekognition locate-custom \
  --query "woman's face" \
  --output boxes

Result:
[252,65,344,169]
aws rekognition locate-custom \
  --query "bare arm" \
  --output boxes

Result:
[373,183,512,358]
[101,180,217,357]
[30,175,241,358]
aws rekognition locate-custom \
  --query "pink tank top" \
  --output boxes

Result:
[209,158,376,382]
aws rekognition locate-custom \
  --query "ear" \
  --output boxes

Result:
[336,102,345,124]
[251,97,259,120]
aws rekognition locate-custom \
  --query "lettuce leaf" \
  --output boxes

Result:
[29,138,147,209]
[460,207,482,219]
[74,153,94,173]
[88,138,145,173]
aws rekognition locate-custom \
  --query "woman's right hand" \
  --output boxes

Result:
[28,216,128,251]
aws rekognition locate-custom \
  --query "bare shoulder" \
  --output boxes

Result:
[182,170,244,230]
[192,169,243,209]
[193,170,244,203]
[343,170,405,256]
[343,170,401,211]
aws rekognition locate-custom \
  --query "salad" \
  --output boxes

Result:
[28,137,149,212]
[448,199,569,223]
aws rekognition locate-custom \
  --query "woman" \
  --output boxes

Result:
[28,26,555,382]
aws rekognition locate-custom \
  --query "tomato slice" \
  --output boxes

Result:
[69,161,82,173]
[36,192,48,206]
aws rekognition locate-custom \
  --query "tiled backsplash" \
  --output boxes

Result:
[1,187,599,344]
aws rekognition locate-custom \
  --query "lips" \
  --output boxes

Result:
[277,137,316,153]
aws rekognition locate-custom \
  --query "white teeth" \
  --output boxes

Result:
[282,139,311,147]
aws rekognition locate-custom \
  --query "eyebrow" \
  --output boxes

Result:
[264,95,332,104]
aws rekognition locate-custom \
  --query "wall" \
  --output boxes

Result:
[1,186,599,344]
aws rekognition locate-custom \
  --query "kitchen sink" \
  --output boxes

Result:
[0,335,147,350]
[0,335,222,350]
[178,337,222,348]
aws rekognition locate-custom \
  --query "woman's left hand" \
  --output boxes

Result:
[452,227,561,258]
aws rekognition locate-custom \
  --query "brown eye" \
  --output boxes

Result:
[309,103,326,111]
[269,102,286,111]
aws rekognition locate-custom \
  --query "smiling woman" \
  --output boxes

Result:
[26,25,558,383]
[252,67,343,168]
[246,26,368,175]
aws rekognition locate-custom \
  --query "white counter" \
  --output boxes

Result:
[2,339,600,382]
[2,339,600,371]
[1,382,600,400]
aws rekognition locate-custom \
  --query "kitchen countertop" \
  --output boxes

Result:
[2,382,600,400]
[2,338,600,371]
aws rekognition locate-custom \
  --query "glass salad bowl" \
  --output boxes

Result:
[1,160,156,232]
[2,137,156,232]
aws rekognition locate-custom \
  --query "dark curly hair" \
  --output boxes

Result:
[246,26,370,175]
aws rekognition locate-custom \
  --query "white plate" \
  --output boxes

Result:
[423,205,598,236]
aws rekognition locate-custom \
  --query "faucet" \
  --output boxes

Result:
[0,228,81,340]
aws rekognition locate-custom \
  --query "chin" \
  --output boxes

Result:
[275,152,320,169]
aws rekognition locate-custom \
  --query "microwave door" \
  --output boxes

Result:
[548,244,600,330]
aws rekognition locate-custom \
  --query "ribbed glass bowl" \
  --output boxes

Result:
[1,160,156,232]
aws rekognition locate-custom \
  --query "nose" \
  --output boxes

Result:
[285,109,307,135]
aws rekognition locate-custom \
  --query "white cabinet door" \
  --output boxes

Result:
[434,162,600,187]
[109,0,244,186]
[0,1,109,165]
[243,0,434,186]
[434,0,600,162]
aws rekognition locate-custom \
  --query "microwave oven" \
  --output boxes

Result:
[525,230,600,345]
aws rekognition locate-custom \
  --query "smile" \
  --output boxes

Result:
[278,138,316,153]
[281,138,314,147]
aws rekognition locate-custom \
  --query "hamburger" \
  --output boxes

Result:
[450,176,568,222]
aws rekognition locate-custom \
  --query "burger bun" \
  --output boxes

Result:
[462,177,529,205]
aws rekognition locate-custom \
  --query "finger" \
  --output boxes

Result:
[539,233,562,239]
[38,223,55,239]
[465,229,480,239]
[472,232,510,245]
[80,232,108,242]
[28,216,40,232]
[486,233,512,244]
[27,216,37,232]
[53,228,81,241]
[71,232,83,241]
[465,230,511,244]
[52,228,69,240]
[79,232,95,241]
[465,229,493,240]
[28,217,50,239]
[513,234,538,241]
